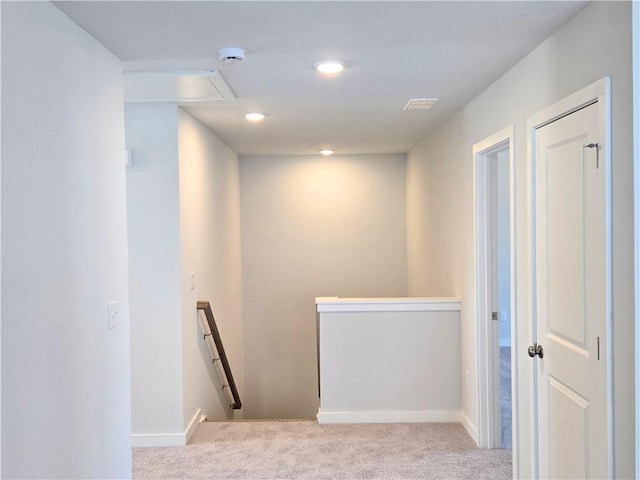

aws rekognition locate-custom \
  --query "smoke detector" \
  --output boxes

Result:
[218,47,245,65]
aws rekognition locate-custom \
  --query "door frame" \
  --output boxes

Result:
[526,76,612,478]
[473,126,517,460]
[633,1,640,477]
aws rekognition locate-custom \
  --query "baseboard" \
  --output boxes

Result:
[132,408,203,447]
[232,409,245,421]
[131,432,186,447]
[316,409,461,424]
[461,412,479,446]
[185,408,203,444]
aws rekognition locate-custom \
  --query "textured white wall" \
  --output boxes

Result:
[406,2,633,476]
[126,104,184,437]
[178,109,244,424]
[2,2,131,477]
[240,154,408,419]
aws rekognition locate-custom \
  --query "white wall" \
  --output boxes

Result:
[2,2,131,478]
[126,105,244,444]
[240,154,407,419]
[406,2,634,477]
[178,109,244,424]
[126,104,184,438]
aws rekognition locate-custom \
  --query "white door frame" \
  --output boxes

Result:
[473,126,517,464]
[526,76,612,478]
[633,2,640,477]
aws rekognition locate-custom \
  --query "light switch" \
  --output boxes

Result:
[108,301,120,330]
[190,272,196,291]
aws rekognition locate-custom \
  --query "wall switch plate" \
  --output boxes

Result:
[190,272,196,291]
[108,301,120,330]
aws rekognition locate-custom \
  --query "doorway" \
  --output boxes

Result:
[473,126,516,458]
[492,147,512,450]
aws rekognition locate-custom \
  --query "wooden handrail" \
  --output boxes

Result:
[196,301,242,410]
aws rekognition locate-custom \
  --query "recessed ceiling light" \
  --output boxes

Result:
[315,61,344,75]
[245,112,265,122]
[320,149,334,156]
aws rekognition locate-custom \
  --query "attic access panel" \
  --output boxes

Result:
[124,70,235,103]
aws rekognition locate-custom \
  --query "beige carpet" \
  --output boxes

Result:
[133,421,512,479]
[501,346,512,449]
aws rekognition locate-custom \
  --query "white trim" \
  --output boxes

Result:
[526,79,608,129]
[316,409,461,424]
[526,76,612,479]
[633,1,640,477]
[184,408,203,444]
[461,412,479,446]
[472,125,516,463]
[631,0,640,478]
[131,408,203,447]
[507,126,519,477]
[131,433,186,448]
[525,101,539,480]
[315,297,461,313]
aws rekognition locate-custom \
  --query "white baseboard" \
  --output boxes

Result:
[316,409,461,424]
[232,409,245,421]
[461,412,479,446]
[185,408,203,444]
[132,408,203,447]
[131,433,185,447]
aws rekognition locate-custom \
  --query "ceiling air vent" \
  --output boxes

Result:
[124,70,235,103]
[403,98,439,111]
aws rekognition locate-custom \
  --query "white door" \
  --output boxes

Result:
[533,101,608,478]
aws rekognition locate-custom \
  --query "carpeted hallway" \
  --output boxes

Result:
[133,421,512,479]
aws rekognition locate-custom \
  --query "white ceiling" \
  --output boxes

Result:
[55,1,588,156]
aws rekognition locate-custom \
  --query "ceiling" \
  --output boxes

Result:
[55,1,588,156]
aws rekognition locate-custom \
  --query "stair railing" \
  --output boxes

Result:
[196,301,242,410]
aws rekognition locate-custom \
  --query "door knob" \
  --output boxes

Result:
[528,343,544,358]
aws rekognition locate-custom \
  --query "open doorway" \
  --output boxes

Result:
[491,146,512,449]
[473,126,516,458]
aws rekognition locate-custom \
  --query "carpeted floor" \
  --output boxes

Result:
[133,421,512,479]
